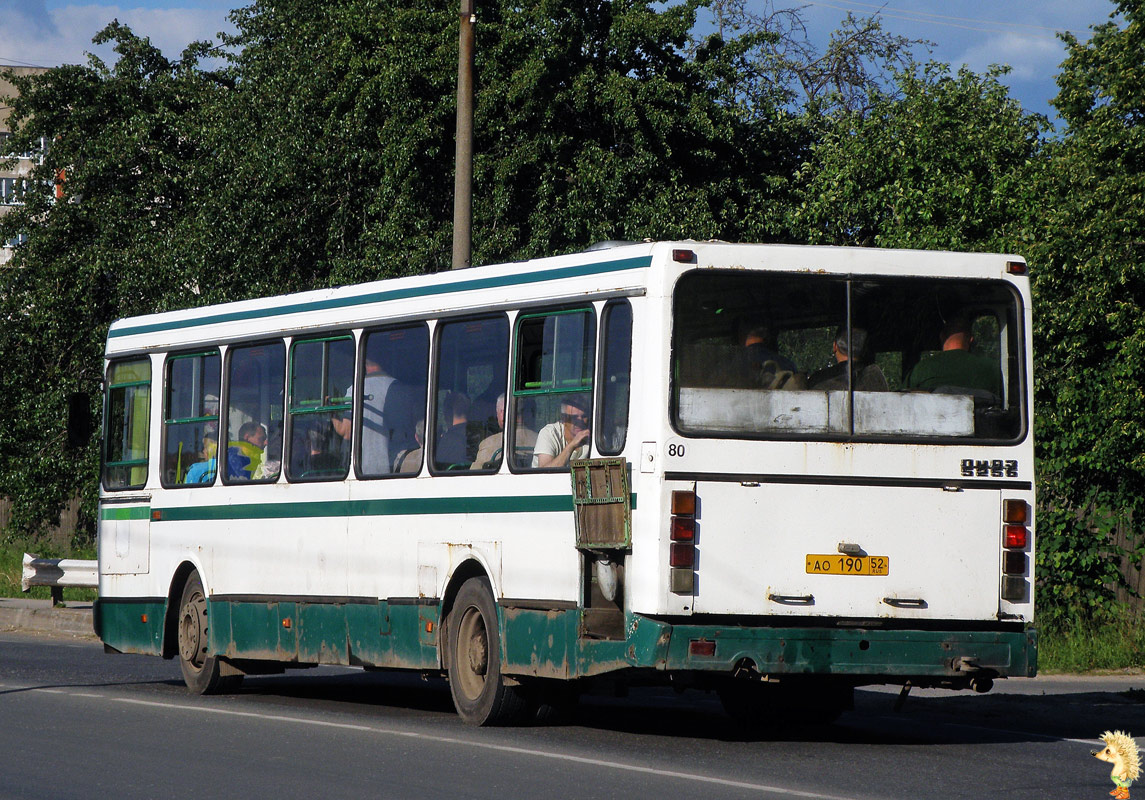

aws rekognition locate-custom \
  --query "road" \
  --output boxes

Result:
[1,631,1142,799]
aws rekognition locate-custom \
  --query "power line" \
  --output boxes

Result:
[806,1,1090,37]
[0,57,52,69]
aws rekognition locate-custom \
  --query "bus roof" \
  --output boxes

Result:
[104,241,1026,357]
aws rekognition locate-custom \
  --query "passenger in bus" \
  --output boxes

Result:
[437,391,476,467]
[227,421,267,480]
[905,315,1003,398]
[532,394,590,468]
[469,393,538,470]
[730,315,803,389]
[809,327,888,391]
[251,425,282,481]
[359,357,398,475]
[471,393,506,470]
[184,433,218,484]
[396,419,424,474]
[736,315,797,372]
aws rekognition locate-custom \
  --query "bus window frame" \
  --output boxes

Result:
[286,332,355,483]
[595,299,632,457]
[354,320,430,481]
[428,313,511,477]
[221,337,287,486]
[668,269,1029,446]
[159,348,221,490]
[101,357,152,492]
[508,304,597,474]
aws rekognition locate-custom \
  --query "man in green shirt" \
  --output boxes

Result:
[905,316,1003,398]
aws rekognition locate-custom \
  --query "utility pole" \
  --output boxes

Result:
[451,0,475,270]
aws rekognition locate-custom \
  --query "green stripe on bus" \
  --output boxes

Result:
[100,506,151,520]
[109,256,652,339]
[151,493,635,522]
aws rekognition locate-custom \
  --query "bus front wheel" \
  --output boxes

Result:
[446,577,526,725]
[176,571,242,695]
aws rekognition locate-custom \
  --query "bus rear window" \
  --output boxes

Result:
[104,359,151,490]
[672,271,1025,442]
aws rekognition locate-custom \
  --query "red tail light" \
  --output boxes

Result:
[670,542,695,568]
[1004,525,1027,549]
[670,516,694,542]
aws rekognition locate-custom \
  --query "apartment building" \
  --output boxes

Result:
[0,66,48,264]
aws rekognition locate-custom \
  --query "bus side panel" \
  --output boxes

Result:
[94,596,166,655]
[209,598,439,670]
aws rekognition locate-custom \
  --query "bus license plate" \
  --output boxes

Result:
[805,554,890,576]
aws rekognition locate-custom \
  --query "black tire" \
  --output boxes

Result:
[446,577,527,725]
[176,571,242,695]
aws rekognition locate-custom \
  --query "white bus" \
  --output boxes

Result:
[95,241,1036,725]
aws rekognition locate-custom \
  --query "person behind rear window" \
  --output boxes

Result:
[905,315,1002,398]
[809,327,887,391]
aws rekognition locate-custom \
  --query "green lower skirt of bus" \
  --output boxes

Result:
[500,612,1036,680]
[656,622,1037,679]
[210,599,440,670]
[95,597,167,656]
[98,594,1036,682]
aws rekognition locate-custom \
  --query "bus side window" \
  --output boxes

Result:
[431,316,509,473]
[358,324,429,478]
[103,359,151,490]
[225,341,285,484]
[287,336,354,481]
[512,307,596,471]
[162,350,220,487]
[597,300,631,456]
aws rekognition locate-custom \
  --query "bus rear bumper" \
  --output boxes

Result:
[657,622,1038,681]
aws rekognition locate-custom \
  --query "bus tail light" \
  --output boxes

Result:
[1001,499,1030,601]
[1004,525,1027,549]
[670,516,694,542]
[1003,499,1028,524]
[670,543,695,568]
[1002,550,1027,575]
[670,490,696,594]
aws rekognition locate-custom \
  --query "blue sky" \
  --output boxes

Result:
[0,0,1122,124]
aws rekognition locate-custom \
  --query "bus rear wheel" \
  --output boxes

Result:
[176,571,242,695]
[446,577,526,725]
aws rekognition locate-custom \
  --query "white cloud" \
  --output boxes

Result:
[0,4,233,69]
[955,30,1067,81]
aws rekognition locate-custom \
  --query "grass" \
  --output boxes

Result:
[0,539,98,604]
[1037,605,1145,673]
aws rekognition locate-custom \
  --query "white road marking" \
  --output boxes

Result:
[109,695,858,798]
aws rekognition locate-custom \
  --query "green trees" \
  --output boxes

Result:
[0,24,219,535]
[1023,0,1145,612]
[1,0,1143,626]
[788,62,1045,252]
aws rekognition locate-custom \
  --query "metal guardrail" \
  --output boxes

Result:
[21,553,97,606]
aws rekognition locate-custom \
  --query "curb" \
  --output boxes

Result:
[0,598,95,639]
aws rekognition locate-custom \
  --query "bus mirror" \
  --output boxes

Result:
[66,392,94,450]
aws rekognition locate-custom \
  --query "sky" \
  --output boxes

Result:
[0,0,1123,124]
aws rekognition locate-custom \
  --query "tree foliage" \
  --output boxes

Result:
[2,0,1142,625]
[788,62,1045,251]
[0,24,220,538]
[1022,0,1145,613]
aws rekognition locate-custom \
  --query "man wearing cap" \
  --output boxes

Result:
[532,394,591,468]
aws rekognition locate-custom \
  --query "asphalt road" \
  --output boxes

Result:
[1,630,1142,799]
